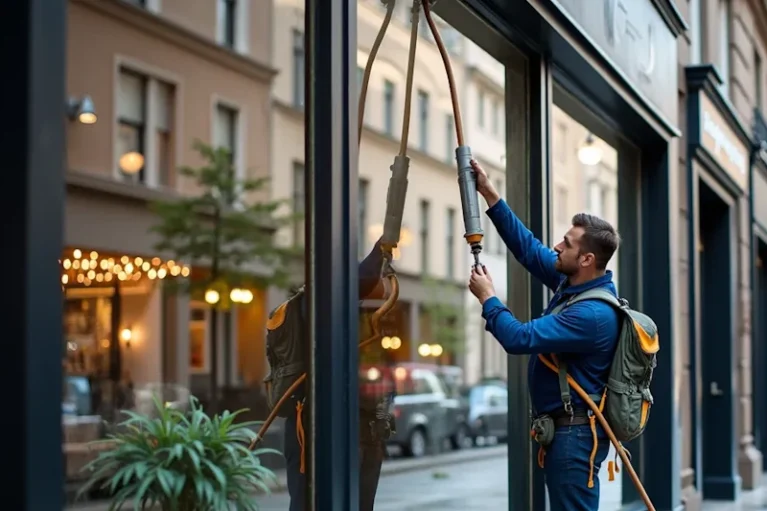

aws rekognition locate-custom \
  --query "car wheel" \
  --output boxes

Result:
[405,427,427,458]
[450,423,470,450]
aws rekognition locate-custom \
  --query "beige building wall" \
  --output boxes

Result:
[678,0,764,501]
[64,0,275,393]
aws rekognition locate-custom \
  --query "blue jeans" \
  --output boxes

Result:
[544,424,610,511]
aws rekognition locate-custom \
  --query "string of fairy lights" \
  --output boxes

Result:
[60,249,190,287]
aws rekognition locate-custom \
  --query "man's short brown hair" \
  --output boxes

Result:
[571,213,621,270]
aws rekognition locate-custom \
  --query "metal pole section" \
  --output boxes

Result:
[306,0,359,509]
[2,0,67,508]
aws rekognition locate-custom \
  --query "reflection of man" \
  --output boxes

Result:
[283,239,392,511]
[467,160,621,510]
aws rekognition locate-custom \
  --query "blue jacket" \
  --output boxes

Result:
[481,199,619,415]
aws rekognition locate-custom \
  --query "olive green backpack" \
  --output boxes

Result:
[548,288,659,442]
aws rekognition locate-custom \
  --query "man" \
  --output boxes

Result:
[282,238,391,511]
[467,160,620,510]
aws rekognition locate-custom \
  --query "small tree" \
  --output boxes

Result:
[150,141,300,411]
[419,275,466,365]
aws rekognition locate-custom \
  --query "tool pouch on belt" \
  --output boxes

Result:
[361,397,396,444]
[530,414,555,447]
[263,289,306,418]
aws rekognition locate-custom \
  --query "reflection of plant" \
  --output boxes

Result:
[420,276,466,362]
[78,395,278,511]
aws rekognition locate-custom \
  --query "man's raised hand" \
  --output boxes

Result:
[470,159,500,207]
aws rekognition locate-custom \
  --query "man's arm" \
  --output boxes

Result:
[480,296,601,354]
[358,238,385,299]
[486,199,561,291]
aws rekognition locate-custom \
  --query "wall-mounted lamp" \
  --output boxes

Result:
[120,327,133,349]
[381,336,402,350]
[230,288,254,304]
[119,151,145,175]
[577,133,603,166]
[417,343,443,358]
[67,95,98,125]
[204,289,220,305]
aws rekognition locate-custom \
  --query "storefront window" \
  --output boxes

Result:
[550,97,642,510]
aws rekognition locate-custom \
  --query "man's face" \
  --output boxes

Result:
[553,226,589,276]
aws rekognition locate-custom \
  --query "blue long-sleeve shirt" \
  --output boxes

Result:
[482,199,619,415]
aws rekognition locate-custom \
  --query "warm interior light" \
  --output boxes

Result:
[418,343,432,357]
[205,289,220,305]
[79,112,97,125]
[430,344,444,357]
[577,134,603,166]
[390,336,402,350]
[120,328,132,343]
[119,151,145,174]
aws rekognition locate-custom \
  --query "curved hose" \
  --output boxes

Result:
[537,355,655,510]
[422,0,464,146]
[359,0,396,147]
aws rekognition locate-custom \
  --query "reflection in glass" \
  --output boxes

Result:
[550,104,622,509]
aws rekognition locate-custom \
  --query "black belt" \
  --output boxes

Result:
[546,408,591,428]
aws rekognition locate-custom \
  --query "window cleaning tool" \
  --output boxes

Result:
[421,0,483,268]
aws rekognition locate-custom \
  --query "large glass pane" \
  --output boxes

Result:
[63,0,305,507]
[550,99,633,511]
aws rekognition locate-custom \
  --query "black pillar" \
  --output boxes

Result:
[306,0,359,509]
[504,52,547,511]
[2,0,67,509]
[641,146,682,510]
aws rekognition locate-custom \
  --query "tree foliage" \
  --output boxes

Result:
[149,141,301,300]
[420,275,466,360]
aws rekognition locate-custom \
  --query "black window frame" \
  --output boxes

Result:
[117,67,148,183]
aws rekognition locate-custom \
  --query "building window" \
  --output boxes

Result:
[292,30,305,109]
[689,0,701,64]
[555,186,568,224]
[156,82,174,187]
[384,80,395,136]
[446,207,456,278]
[292,161,305,247]
[117,69,148,183]
[718,0,730,96]
[420,199,430,274]
[359,178,369,257]
[492,99,499,136]
[478,90,485,128]
[215,104,237,162]
[218,0,237,48]
[445,114,454,163]
[756,50,763,111]
[418,90,429,152]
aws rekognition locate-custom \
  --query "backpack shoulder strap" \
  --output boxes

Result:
[565,288,623,309]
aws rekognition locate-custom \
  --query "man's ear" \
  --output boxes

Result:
[580,252,595,268]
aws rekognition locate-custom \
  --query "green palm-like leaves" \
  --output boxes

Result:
[77,396,279,511]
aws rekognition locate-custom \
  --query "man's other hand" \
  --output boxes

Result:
[470,160,500,207]
[469,264,496,305]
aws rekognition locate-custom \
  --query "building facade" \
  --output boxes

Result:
[62,0,277,432]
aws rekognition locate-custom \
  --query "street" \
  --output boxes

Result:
[253,445,625,511]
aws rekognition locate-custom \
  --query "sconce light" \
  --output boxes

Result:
[120,327,133,348]
[119,151,145,175]
[417,342,443,358]
[67,95,98,125]
[381,336,402,350]
[204,289,220,305]
[230,288,254,304]
[577,133,603,166]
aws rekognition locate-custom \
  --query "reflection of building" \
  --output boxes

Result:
[550,106,619,284]
[63,0,276,421]
[272,0,506,368]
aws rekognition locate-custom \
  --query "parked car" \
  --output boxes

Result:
[359,363,451,457]
[464,384,509,444]
[429,364,472,450]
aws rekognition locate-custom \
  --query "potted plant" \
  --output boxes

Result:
[77,395,279,510]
